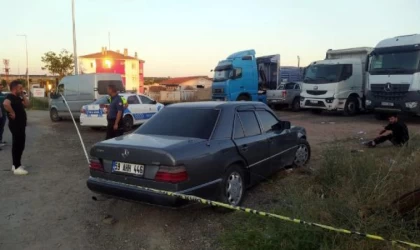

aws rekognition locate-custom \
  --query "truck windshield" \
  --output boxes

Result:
[369,50,420,75]
[213,69,232,82]
[304,64,344,84]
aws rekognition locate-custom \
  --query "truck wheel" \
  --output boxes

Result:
[344,97,358,116]
[123,115,134,132]
[237,95,250,101]
[311,109,323,114]
[291,98,301,112]
[375,113,388,120]
[293,139,311,168]
[220,165,245,207]
[50,108,60,122]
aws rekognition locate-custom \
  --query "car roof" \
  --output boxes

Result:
[167,101,267,109]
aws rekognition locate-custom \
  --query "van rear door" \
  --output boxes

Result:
[95,80,124,99]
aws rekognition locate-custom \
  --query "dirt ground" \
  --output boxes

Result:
[1,110,420,250]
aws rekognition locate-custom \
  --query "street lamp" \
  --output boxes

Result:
[72,0,79,75]
[17,34,29,90]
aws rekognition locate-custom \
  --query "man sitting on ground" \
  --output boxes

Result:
[366,113,409,148]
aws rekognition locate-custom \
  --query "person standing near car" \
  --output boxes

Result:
[106,85,125,140]
[2,80,29,175]
[0,83,7,148]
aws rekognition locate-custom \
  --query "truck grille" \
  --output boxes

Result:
[370,84,410,101]
[305,100,326,107]
[306,90,327,96]
[213,88,223,94]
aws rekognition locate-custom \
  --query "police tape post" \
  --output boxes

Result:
[62,96,420,249]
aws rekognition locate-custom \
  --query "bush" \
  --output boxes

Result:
[220,137,420,250]
[30,97,49,110]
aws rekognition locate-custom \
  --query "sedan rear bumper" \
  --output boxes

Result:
[87,176,221,207]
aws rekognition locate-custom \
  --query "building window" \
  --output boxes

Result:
[132,63,136,70]
[90,62,94,68]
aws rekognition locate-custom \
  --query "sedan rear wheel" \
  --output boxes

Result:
[221,165,245,207]
[293,140,311,167]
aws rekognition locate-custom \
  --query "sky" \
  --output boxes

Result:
[1,0,420,77]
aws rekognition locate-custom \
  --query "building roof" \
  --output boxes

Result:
[79,50,145,62]
[159,76,210,86]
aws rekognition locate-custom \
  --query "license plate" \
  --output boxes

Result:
[113,162,144,176]
[381,102,394,107]
[310,100,318,104]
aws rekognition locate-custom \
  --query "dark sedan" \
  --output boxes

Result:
[87,102,310,207]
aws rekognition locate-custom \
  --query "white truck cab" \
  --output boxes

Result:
[366,34,420,119]
[301,47,373,115]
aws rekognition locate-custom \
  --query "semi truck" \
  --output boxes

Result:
[365,34,420,119]
[300,47,373,115]
[211,50,280,102]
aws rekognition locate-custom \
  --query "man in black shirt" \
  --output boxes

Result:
[366,113,409,148]
[2,80,29,175]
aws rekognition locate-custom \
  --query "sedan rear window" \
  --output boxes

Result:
[135,108,220,139]
[93,96,108,104]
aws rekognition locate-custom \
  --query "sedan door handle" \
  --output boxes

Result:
[241,144,248,152]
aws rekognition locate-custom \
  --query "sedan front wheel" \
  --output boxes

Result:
[293,140,311,167]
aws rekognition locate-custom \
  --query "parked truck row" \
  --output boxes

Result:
[211,34,420,119]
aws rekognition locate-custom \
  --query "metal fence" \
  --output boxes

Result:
[149,89,212,104]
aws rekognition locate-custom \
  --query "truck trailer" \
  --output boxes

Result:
[300,47,373,115]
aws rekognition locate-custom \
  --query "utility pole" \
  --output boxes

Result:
[17,35,29,90]
[108,32,111,50]
[297,56,301,68]
[72,0,78,75]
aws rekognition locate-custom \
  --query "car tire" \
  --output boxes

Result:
[291,98,301,112]
[50,108,60,122]
[236,95,250,101]
[293,139,311,168]
[375,113,388,120]
[344,97,358,116]
[311,109,323,114]
[220,165,245,207]
[123,115,134,132]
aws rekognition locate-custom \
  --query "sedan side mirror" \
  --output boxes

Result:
[152,100,157,104]
[273,121,291,130]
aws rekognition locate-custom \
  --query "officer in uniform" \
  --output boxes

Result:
[105,85,125,140]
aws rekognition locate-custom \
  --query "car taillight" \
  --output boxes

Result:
[89,159,104,171]
[81,108,86,114]
[282,90,287,98]
[155,166,188,183]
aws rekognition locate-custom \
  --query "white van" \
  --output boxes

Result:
[49,73,124,122]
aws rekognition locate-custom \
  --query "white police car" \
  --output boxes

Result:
[80,93,164,131]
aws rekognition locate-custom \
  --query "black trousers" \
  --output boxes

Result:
[374,134,404,146]
[9,124,26,168]
[106,119,124,140]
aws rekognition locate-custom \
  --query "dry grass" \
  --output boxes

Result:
[220,136,420,250]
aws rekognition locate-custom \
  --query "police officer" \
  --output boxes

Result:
[105,85,125,139]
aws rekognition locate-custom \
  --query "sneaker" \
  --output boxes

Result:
[13,166,28,175]
[364,141,376,148]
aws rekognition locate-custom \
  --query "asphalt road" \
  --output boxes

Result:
[1,110,419,250]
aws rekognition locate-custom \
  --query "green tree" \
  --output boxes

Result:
[1,79,7,88]
[41,49,74,79]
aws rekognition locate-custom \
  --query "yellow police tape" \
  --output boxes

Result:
[106,180,420,249]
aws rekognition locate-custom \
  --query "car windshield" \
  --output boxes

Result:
[277,83,295,90]
[369,50,420,74]
[92,96,109,104]
[304,64,344,84]
[97,80,125,95]
[135,107,220,139]
[213,69,232,82]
